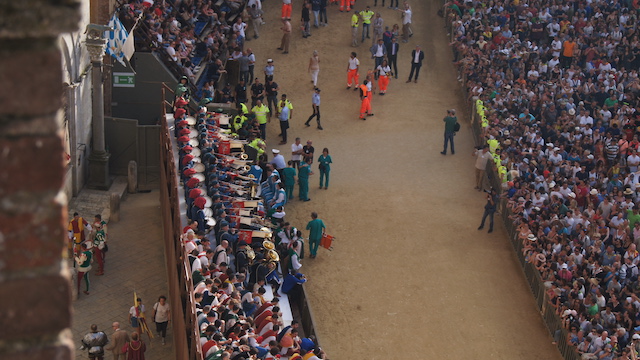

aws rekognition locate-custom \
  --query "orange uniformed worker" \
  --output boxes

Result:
[346,52,360,90]
[359,80,373,119]
[68,212,91,254]
[282,0,292,19]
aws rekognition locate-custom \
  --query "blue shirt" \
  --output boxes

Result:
[312,93,321,106]
[279,106,290,122]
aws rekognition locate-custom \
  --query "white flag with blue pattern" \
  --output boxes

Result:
[105,14,135,66]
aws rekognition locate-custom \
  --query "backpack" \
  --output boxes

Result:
[453,122,461,132]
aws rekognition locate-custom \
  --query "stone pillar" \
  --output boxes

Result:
[128,160,138,193]
[86,24,112,190]
[0,1,81,360]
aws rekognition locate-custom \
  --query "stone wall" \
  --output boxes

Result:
[0,1,81,359]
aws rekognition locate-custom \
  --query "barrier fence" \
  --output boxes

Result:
[444,11,580,360]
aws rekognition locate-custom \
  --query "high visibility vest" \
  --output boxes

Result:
[351,14,359,27]
[360,10,374,24]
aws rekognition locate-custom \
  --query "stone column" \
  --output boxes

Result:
[0,1,80,359]
[86,24,112,190]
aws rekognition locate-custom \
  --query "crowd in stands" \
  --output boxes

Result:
[119,0,258,102]
[447,0,640,358]
[172,95,324,359]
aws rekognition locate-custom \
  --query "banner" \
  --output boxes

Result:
[105,14,135,67]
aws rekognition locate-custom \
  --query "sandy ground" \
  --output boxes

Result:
[245,0,564,358]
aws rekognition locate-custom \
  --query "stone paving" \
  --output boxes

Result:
[67,176,128,222]
[71,190,175,360]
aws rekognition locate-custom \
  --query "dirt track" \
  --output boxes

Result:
[246,0,563,358]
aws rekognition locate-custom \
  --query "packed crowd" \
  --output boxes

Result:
[173,97,328,359]
[447,0,640,358]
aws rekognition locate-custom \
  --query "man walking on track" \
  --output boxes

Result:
[347,52,360,90]
[306,212,326,258]
[387,37,399,79]
[441,109,457,155]
[478,188,498,233]
[305,87,323,130]
[406,45,424,83]
[350,11,359,46]
[360,6,375,43]
[278,18,292,54]
[359,80,373,119]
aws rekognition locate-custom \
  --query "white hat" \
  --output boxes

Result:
[587,154,594,160]
[568,108,576,115]
[546,143,554,147]
[267,58,273,63]
[633,334,640,340]
[568,192,576,198]
[553,147,560,151]
[272,149,280,154]
[549,181,556,188]
[527,234,537,241]
[590,189,598,195]
[561,263,568,269]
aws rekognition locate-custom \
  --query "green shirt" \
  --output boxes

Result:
[628,210,640,230]
[298,163,311,180]
[443,116,458,132]
[318,154,332,171]
[281,167,296,186]
[306,218,326,241]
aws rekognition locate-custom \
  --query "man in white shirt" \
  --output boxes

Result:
[473,145,493,191]
[291,137,304,168]
[399,2,412,42]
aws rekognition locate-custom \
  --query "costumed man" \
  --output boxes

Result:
[69,212,91,255]
[298,158,312,201]
[75,242,93,295]
[175,76,191,101]
[92,221,107,276]
[359,80,373,119]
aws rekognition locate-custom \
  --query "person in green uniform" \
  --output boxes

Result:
[298,158,312,201]
[441,108,458,155]
[317,147,332,189]
[75,242,93,295]
[281,160,297,199]
[306,212,326,258]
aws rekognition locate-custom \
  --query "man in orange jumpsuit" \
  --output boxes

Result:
[68,212,91,254]
[359,80,373,119]
[346,52,360,89]
[282,0,292,19]
[340,0,352,12]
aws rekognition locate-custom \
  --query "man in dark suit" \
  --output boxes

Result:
[407,45,424,83]
[386,37,399,79]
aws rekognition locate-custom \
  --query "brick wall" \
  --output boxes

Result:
[0,1,81,359]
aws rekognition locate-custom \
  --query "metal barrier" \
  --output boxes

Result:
[444,13,580,360]
[159,85,204,360]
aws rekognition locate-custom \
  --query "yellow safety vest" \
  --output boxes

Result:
[360,10,374,24]
[251,104,269,124]
[351,14,359,27]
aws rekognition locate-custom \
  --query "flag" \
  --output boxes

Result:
[133,291,154,339]
[105,14,135,67]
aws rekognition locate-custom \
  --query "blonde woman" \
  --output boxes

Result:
[308,50,320,86]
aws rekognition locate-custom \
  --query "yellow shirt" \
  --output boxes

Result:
[351,13,359,27]
[360,10,374,24]
[251,104,269,124]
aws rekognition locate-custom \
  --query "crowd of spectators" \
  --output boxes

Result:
[119,0,258,102]
[447,0,640,358]
[172,98,324,359]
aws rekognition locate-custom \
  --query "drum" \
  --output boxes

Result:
[193,163,205,173]
[189,129,198,138]
[192,157,201,163]
[189,139,199,147]
[203,208,213,217]
[218,114,230,125]
[219,140,231,155]
[191,147,201,157]
[193,173,205,182]
[186,116,197,126]
[203,196,212,207]
[206,217,216,227]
